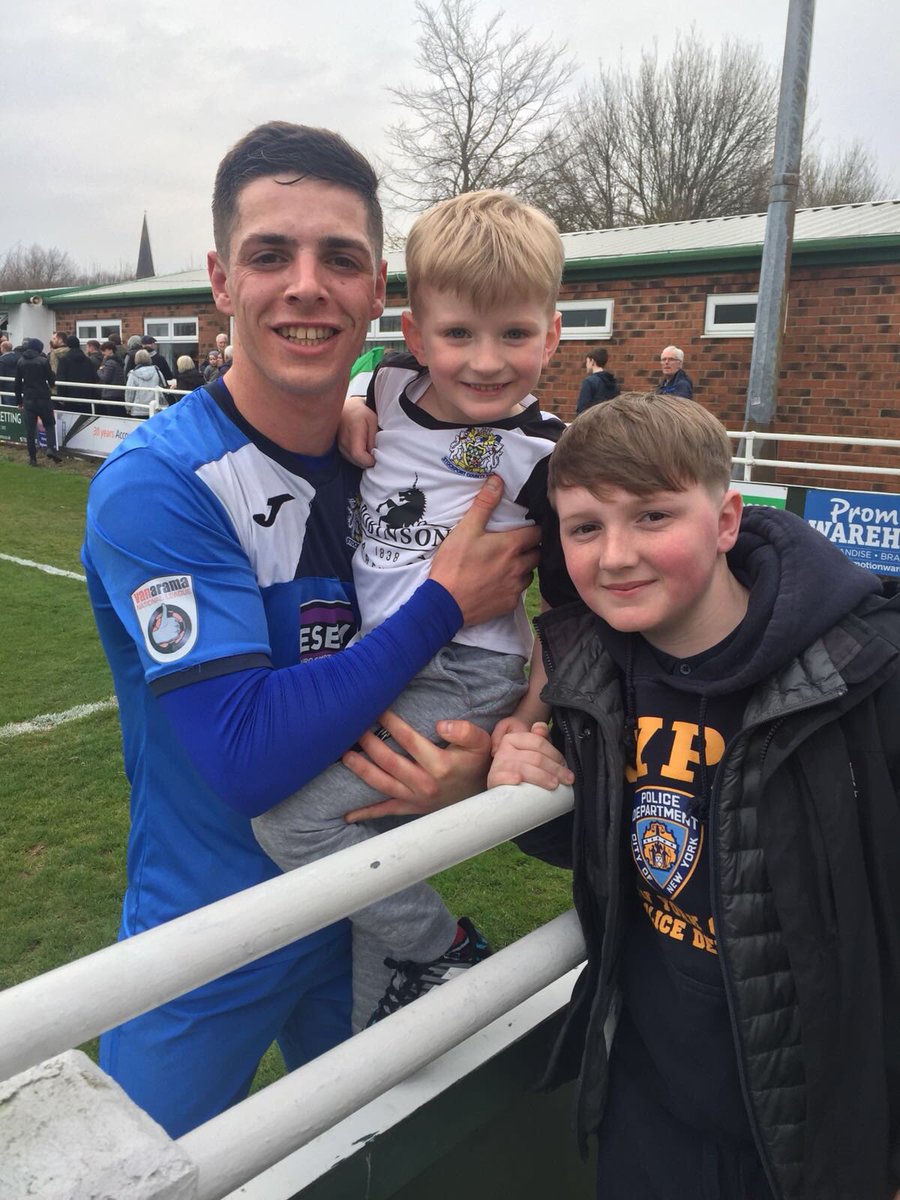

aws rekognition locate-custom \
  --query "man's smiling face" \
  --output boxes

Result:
[208,174,385,435]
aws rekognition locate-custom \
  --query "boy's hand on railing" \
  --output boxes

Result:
[490,715,531,755]
[342,711,492,821]
[338,395,377,467]
[488,723,574,792]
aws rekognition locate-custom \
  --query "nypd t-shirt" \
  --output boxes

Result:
[619,635,755,1142]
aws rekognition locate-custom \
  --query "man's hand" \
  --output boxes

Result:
[342,710,492,822]
[429,475,540,626]
[488,722,574,791]
[338,395,377,467]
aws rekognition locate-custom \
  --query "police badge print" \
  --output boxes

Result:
[631,786,702,899]
[131,574,198,664]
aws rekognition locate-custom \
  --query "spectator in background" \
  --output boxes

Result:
[141,335,174,384]
[657,345,694,399]
[576,346,620,414]
[15,338,62,465]
[86,340,104,368]
[107,332,126,362]
[125,348,167,418]
[55,335,100,414]
[173,354,204,400]
[215,331,228,356]
[0,339,22,404]
[203,349,222,383]
[48,331,70,377]
[123,335,144,376]
[97,341,126,415]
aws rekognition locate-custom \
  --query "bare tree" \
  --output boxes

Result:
[526,33,777,231]
[798,139,892,208]
[0,243,134,291]
[527,33,893,232]
[385,0,574,209]
[0,244,78,290]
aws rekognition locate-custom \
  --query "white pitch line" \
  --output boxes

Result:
[0,698,118,740]
[0,552,86,582]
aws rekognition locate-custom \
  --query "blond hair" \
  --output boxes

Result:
[549,393,732,497]
[405,190,564,313]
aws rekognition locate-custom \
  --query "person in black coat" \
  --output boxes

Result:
[141,335,174,384]
[15,338,62,465]
[575,346,620,414]
[0,340,22,404]
[55,335,100,414]
[172,355,205,401]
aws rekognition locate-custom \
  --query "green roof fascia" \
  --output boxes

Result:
[0,285,86,304]
[561,234,900,281]
[386,234,900,291]
[50,283,215,308]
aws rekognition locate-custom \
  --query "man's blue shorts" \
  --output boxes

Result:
[99,925,351,1138]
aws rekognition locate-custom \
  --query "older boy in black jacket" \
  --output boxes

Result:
[491,393,900,1200]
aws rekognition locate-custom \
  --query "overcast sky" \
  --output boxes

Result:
[6,0,898,277]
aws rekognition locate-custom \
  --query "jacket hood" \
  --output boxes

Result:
[596,505,883,696]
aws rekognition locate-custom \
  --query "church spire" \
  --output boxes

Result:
[136,212,155,279]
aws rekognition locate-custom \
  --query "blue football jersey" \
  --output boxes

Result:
[83,383,362,938]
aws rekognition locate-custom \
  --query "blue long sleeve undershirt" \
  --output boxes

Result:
[158,580,462,818]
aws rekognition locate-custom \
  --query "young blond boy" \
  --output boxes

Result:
[490,393,900,1200]
[254,191,576,1027]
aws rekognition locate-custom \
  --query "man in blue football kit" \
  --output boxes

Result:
[82,121,539,1137]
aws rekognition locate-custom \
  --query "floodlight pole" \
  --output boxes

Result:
[743,0,816,438]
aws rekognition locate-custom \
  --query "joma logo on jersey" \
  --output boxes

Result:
[253,494,294,527]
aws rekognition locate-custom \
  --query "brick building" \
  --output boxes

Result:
[7,200,898,487]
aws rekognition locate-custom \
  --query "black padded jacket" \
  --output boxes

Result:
[523,508,900,1200]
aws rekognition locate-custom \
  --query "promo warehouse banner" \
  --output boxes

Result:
[737,482,900,578]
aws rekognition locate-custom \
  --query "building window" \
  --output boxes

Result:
[704,294,758,337]
[558,299,614,340]
[368,308,405,341]
[144,317,200,368]
[76,319,122,342]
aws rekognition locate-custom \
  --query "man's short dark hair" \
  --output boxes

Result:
[212,121,383,263]
[586,346,608,368]
[101,342,116,353]
[65,335,81,350]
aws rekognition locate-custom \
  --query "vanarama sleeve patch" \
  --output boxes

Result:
[131,574,199,663]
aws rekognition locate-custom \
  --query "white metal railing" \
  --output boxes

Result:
[2,378,899,482]
[184,911,585,1200]
[0,372,188,417]
[0,782,575,1083]
[0,782,581,1197]
[729,428,900,482]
